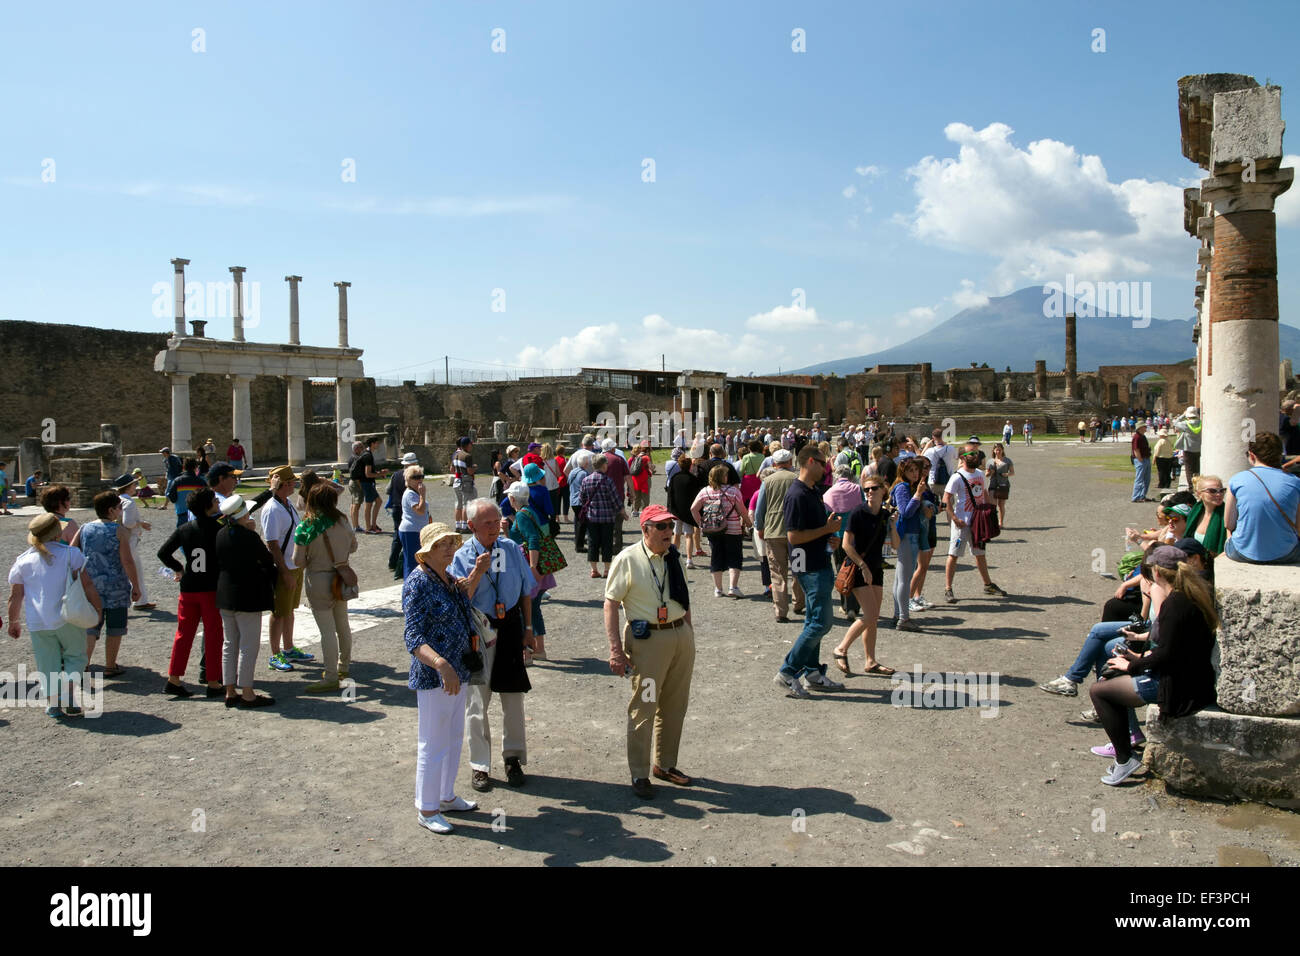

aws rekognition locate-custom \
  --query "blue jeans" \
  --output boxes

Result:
[1131,457,1151,501]
[400,530,422,578]
[781,566,834,680]
[532,591,547,636]
[892,531,919,622]
[1224,536,1300,565]
[1066,621,1131,684]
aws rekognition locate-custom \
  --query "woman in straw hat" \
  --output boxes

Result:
[214,494,279,708]
[6,513,101,716]
[404,521,480,834]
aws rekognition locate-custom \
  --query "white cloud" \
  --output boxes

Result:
[842,185,858,198]
[901,122,1194,291]
[855,165,883,178]
[950,278,989,310]
[1278,154,1300,226]
[120,182,260,206]
[745,304,823,332]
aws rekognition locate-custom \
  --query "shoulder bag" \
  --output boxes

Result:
[958,474,1001,548]
[62,550,101,629]
[323,527,360,601]
[1246,470,1300,539]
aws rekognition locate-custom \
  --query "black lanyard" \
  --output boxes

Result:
[477,539,506,618]
[641,543,669,620]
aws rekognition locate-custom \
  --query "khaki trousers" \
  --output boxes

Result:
[624,620,695,780]
[764,538,805,618]
[465,635,527,772]
[305,570,352,681]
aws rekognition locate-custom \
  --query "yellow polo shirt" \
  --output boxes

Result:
[604,542,688,623]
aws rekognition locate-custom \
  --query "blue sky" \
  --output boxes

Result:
[3,0,1298,379]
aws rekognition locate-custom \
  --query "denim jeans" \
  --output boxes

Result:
[781,566,834,680]
[1131,457,1151,501]
[892,531,919,623]
[1225,536,1300,565]
[1066,621,1131,683]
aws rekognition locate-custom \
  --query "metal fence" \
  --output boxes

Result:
[373,368,581,388]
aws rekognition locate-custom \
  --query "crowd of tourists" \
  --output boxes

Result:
[5,401,1298,833]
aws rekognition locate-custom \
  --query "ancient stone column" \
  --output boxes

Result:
[171,258,190,337]
[285,275,302,346]
[170,372,193,453]
[1064,312,1078,398]
[335,377,354,462]
[1034,360,1047,399]
[229,266,247,342]
[921,363,932,401]
[714,388,724,425]
[19,437,43,490]
[948,372,959,401]
[286,376,306,467]
[334,281,351,348]
[493,421,509,441]
[1180,75,1293,479]
[100,424,122,478]
[232,375,254,465]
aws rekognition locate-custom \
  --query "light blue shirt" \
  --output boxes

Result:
[449,535,533,616]
[1228,466,1300,562]
[399,487,430,533]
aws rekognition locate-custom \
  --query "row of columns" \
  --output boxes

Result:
[167,258,357,466]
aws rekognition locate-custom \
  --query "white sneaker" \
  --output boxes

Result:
[805,671,845,692]
[908,598,925,613]
[686,560,696,569]
[1079,707,1099,723]
[439,795,479,813]
[773,672,811,699]
[1101,757,1143,786]
[714,587,724,598]
[416,811,454,834]
[1039,676,1079,697]
[728,587,743,599]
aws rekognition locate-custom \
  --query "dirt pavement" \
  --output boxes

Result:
[2,441,1297,866]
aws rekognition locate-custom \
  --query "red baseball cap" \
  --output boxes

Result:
[639,504,674,527]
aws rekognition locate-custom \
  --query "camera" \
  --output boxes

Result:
[629,619,651,639]
[462,648,486,685]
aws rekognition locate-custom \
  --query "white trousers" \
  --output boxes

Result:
[415,685,467,811]
[465,636,527,772]
[129,533,150,605]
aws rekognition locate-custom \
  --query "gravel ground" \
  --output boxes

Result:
[1,441,1297,867]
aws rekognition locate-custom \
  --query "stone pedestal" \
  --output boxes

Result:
[493,421,509,442]
[170,372,193,453]
[335,378,354,462]
[18,437,43,490]
[100,424,122,478]
[1211,558,1300,716]
[1145,705,1300,809]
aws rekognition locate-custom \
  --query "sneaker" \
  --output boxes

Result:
[282,646,315,662]
[686,560,696,570]
[304,679,341,694]
[267,653,294,672]
[1079,707,1099,723]
[983,582,1008,597]
[917,596,936,609]
[714,587,724,598]
[805,670,845,692]
[728,587,743,599]
[896,619,922,632]
[773,672,811,699]
[1091,734,1147,757]
[1039,676,1078,697]
[1101,756,1143,786]
[415,811,454,834]
[944,588,957,604]
[908,598,925,613]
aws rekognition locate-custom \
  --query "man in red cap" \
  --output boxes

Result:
[604,504,695,799]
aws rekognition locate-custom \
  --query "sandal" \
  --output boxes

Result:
[103,665,127,678]
[832,653,852,676]
[863,663,895,677]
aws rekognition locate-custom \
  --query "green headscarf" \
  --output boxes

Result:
[294,513,337,547]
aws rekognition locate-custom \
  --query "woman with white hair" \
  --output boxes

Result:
[6,513,100,716]
[505,481,550,660]
[567,450,594,555]
[214,494,279,708]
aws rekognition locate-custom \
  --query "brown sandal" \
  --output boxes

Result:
[832,653,852,676]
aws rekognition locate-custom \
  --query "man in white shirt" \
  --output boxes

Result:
[113,474,154,610]
[922,428,958,502]
[941,445,1007,603]
[260,465,313,670]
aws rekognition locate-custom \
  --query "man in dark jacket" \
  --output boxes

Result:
[215,494,278,708]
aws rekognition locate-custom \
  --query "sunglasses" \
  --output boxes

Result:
[863,486,885,493]
[1203,487,1224,494]
[647,521,674,530]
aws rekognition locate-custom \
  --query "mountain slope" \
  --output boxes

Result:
[791,287,1300,374]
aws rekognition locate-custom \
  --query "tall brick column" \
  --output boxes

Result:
[920,362,932,401]
[1179,74,1293,479]
[1064,312,1078,398]
[1034,360,1047,399]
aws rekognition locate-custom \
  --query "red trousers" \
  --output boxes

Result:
[169,590,224,679]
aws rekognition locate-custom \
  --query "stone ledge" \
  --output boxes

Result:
[1144,705,1300,810]
[1213,555,1300,716]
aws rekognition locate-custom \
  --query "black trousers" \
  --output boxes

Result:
[1155,458,1173,488]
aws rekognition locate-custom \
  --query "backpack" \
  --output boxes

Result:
[957,474,1000,548]
[699,490,734,534]
[844,450,862,479]
[630,454,645,476]
[931,449,950,489]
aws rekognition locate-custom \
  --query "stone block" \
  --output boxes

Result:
[1144,705,1300,809]
[1211,86,1285,169]
[1212,557,1300,716]
[49,458,104,484]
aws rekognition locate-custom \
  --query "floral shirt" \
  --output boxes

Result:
[402,566,474,690]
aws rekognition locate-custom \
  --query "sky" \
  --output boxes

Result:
[3,0,1299,380]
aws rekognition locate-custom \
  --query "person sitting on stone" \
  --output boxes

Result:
[1087,546,1218,786]
[1223,432,1300,565]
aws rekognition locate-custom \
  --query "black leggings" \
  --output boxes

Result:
[587,522,614,563]
[1089,677,1145,763]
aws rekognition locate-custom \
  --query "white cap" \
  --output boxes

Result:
[400,452,419,465]
[772,449,793,464]
[1184,406,1199,418]
[601,438,617,451]
[220,494,252,521]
